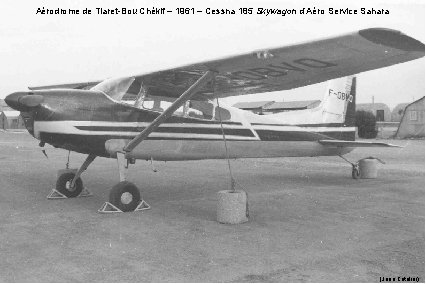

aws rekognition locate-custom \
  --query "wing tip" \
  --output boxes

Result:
[359,28,425,53]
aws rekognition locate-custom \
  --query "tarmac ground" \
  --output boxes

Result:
[0,131,424,282]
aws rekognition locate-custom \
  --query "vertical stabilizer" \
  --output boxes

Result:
[320,76,355,124]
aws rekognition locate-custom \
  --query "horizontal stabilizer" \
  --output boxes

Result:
[319,139,402,148]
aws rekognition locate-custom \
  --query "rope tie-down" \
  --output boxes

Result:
[339,155,385,179]
[215,95,249,224]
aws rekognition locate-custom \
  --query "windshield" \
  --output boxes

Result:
[91,77,135,101]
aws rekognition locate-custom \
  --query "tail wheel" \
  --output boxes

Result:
[56,172,83,198]
[109,181,141,212]
[352,164,361,179]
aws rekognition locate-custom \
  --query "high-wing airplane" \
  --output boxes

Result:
[5,28,424,212]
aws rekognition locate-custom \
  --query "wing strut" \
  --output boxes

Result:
[123,70,216,152]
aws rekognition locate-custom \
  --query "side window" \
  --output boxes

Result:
[140,97,169,112]
[138,97,214,121]
[187,101,214,120]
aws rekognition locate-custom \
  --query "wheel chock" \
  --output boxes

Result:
[47,188,93,199]
[98,200,151,213]
[97,202,123,213]
[135,200,151,211]
[47,189,67,199]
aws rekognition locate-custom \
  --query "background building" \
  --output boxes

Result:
[0,111,25,129]
[395,97,425,138]
[357,103,391,122]
[0,99,12,112]
[391,103,410,122]
[0,99,26,129]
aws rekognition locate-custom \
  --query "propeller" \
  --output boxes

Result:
[20,95,44,107]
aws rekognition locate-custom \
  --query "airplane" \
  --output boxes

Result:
[4,28,424,212]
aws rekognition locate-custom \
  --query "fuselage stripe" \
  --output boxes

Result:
[75,126,255,137]
[35,121,355,142]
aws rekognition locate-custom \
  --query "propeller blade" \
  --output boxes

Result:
[19,95,44,107]
[5,92,43,111]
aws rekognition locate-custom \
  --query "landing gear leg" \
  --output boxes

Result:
[98,152,150,213]
[54,154,96,198]
[351,163,361,179]
[116,151,128,182]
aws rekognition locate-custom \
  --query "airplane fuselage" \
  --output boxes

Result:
[17,89,354,161]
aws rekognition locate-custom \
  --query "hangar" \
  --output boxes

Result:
[392,103,410,122]
[395,97,425,138]
[0,111,25,130]
[357,102,391,122]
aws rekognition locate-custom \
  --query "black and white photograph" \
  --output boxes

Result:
[0,0,424,282]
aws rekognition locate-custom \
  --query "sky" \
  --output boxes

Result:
[0,0,424,109]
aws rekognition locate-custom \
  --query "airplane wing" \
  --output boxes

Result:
[29,28,424,101]
[318,140,402,148]
[28,81,100,91]
[128,28,424,100]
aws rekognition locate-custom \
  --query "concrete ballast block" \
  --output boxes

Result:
[359,158,378,179]
[217,190,248,224]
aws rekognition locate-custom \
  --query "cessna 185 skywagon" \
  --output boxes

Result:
[5,28,425,212]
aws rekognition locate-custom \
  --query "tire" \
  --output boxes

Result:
[109,181,141,212]
[56,172,83,198]
[352,165,361,179]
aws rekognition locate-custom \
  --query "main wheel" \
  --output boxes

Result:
[109,181,141,212]
[352,164,361,179]
[56,172,83,198]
